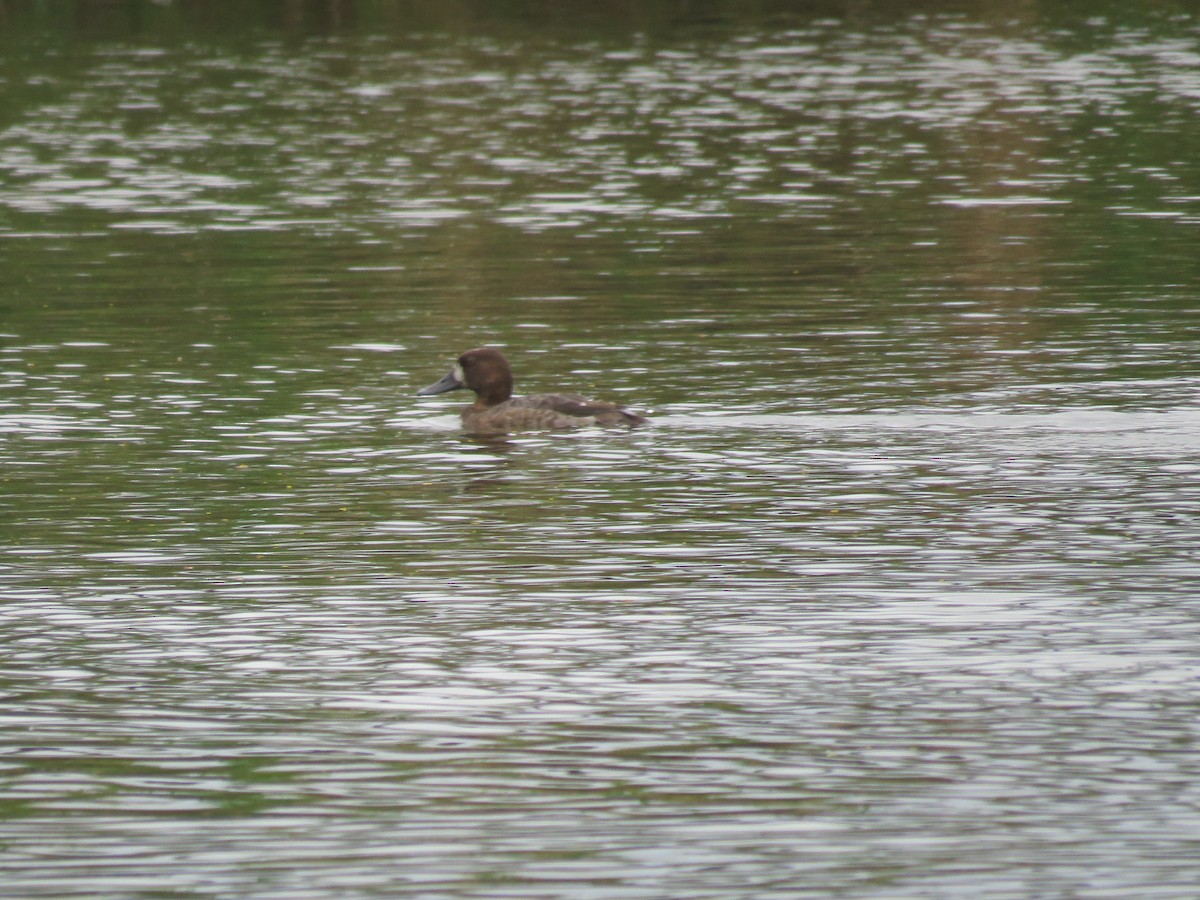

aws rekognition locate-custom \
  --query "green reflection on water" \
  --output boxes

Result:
[3,5,1200,897]
[2,0,1200,560]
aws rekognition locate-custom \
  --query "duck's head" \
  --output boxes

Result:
[417,347,514,406]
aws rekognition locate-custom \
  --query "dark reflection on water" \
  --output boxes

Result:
[4,2,1200,898]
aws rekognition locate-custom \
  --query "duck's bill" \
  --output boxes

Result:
[417,369,464,396]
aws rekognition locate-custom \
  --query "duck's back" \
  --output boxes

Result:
[463,393,646,433]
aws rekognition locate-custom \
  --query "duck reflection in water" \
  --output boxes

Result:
[418,347,647,434]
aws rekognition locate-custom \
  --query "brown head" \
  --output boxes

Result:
[416,347,514,407]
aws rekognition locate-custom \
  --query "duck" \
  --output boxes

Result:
[417,346,647,433]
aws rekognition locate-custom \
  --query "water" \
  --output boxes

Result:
[4,2,1200,897]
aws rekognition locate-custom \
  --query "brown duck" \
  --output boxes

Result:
[417,347,647,433]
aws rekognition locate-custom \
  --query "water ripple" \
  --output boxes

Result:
[4,12,1200,898]
[3,24,1200,237]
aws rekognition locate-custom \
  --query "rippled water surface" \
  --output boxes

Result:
[4,2,1200,897]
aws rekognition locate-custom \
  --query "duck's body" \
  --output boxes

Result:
[461,392,645,433]
[418,347,646,434]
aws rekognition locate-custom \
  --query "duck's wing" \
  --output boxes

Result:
[514,393,647,427]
